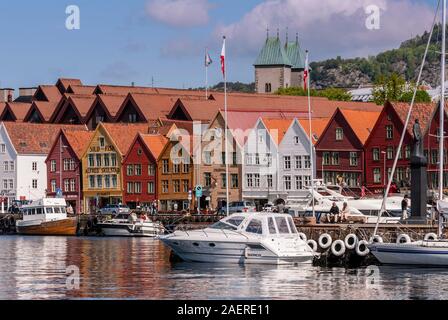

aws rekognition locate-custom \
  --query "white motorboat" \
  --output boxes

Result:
[159,212,316,265]
[97,213,164,237]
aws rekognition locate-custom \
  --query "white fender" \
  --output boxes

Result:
[396,234,411,244]
[307,239,318,252]
[344,233,358,250]
[356,240,370,257]
[318,233,333,249]
[369,235,383,244]
[331,240,346,257]
[424,233,438,241]
[298,232,307,242]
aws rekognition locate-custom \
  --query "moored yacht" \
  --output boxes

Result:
[159,212,316,265]
[97,213,164,237]
[16,198,78,236]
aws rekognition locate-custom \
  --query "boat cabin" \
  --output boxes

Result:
[21,198,68,222]
[208,213,298,236]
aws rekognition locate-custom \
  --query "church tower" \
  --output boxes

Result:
[254,29,292,94]
[285,33,306,88]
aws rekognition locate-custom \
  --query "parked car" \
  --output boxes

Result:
[98,204,130,215]
[219,201,256,214]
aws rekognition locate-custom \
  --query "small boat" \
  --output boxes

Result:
[97,213,164,237]
[159,212,316,265]
[17,198,78,236]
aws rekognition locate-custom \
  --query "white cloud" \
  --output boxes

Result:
[215,0,435,60]
[146,0,211,27]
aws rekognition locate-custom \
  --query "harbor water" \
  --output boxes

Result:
[0,235,447,300]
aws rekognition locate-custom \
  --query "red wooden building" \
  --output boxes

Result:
[315,108,380,188]
[364,101,436,193]
[46,128,93,213]
[122,133,167,209]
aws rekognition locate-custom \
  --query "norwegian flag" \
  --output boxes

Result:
[221,36,226,77]
[205,49,212,67]
[304,50,309,90]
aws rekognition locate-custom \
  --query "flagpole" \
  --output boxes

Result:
[222,36,230,217]
[205,47,208,100]
[305,50,315,219]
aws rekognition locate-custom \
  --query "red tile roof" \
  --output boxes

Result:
[97,94,127,118]
[101,123,152,155]
[3,122,87,154]
[262,119,293,145]
[62,129,94,159]
[297,118,331,145]
[126,93,179,120]
[140,134,168,160]
[339,109,381,145]
[0,103,5,117]
[35,85,63,102]
[388,101,436,136]
[67,85,96,95]
[26,101,60,122]
[5,102,33,121]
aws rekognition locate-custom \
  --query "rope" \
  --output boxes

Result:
[374,0,442,236]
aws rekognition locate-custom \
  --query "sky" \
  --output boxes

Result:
[0,0,441,90]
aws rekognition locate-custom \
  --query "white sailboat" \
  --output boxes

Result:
[370,0,448,266]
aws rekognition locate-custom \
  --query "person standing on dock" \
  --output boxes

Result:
[401,195,409,220]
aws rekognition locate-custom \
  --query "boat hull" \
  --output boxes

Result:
[16,218,78,236]
[98,223,162,237]
[370,242,448,266]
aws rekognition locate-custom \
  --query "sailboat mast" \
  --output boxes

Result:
[439,0,446,202]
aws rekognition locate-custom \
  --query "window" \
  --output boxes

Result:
[246,153,253,165]
[88,154,95,167]
[129,114,137,123]
[267,175,273,188]
[295,176,303,190]
[173,180,180,193]
[135,164,142,176]
[148,181,155,194]
[148,164,156,176]
[50,160,56,172]
[405,145,411,159]
[266,153,272,167]
[111,154,117,167]
[294,136,300,145]
[99,137,105,148]
[373,168,381,183]
[265,83,272,93]
[103,154,110,167]
[246,219,263,234]
[386,125,393,139]
[70,179,75,192]
[295,156,302,169]
[335,128,343,141]
[231,174,239,188]
[134,182,142,194]
[173,163,180,173]
[10,161,14,171]
[254,174,260,188]
[64,179,70,192]
[183,164,189,173]
[127,165,134,176]
[96,154,102,167]
[162,159,169,173]
[221,152,227,165]
[104,175,110,189]
[276,217,290,234]
[204,173,211,187]
[323,152,331,165]
[284,156,291,170]
[162,180,169,193]
[304,176,311,186]
[4,161,8,171]
[32,179,38,189]
[255,153,260,165]
[284,176,291,190]
[373,148,380,161]
[204,151,212,165]
[232,152,237,165]
[182,180,189,193]
[246,174,254,187]
[63,159,69,171]
[32,162,37,171]
[112,175,117,188]
[2,180,7,190]
[431,149,438,165]
[349,152,358,166]
[127,182,134,194]
[0,144,5,153]
[51,180,56,193]
[96,176,102,189]
[386,146,394,160]
[221,173,227,188]
[89,176,95,188]
[331,152,339,165]
[304,156,311,169]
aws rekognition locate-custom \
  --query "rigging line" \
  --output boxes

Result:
[373,0,442,236]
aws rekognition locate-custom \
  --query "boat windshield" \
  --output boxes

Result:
[209,221,238,231]
[224,216,245,227]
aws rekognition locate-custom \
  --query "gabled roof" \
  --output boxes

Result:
[66,85,96,95]
[24,101,60,122]
[62,129,94,159]
[168,98,220,122]
[117,93,179,121]
[56,78,83,93]
[139,134,168,160]
[55,95,96,123]
[254,37,292,67]
[297,118,331,145]
[262,118,294,145]
[388,101,436,136]
[2,122,87,154]
[100,123,152,155]
[97,95,127,118]
[339,109,381,145]
[2,102,33,121]
[0,103,5,117]
[285,40,306,70]
[33,85,62,102]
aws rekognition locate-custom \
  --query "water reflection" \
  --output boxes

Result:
[1,236,448,300]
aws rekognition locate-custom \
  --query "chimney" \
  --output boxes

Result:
[19,87,37,98]
[0,88,14,102]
